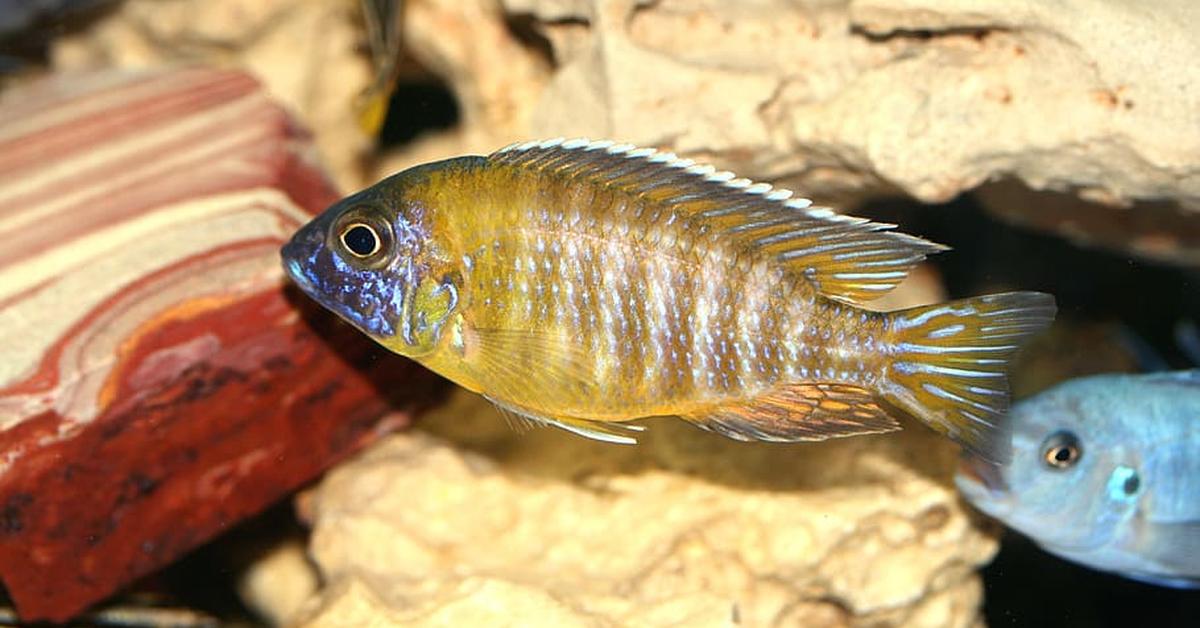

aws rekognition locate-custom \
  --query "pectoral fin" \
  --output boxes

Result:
[465,326,600,404]
[681,382,900,442]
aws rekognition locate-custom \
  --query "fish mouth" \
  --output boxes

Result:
[279,219,400,340]
[283,254,311,291]
[280,219,329,298]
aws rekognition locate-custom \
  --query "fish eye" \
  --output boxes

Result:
[339,223,381,258]
[1041,431,1081,469]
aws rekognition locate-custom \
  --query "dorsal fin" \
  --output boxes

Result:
[490,138,949,303]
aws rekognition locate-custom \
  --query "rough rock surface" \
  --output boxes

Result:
[48,0,1199,261]
[282,386,995,627]
[378,0,1199,263]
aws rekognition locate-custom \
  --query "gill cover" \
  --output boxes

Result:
[397,271,461,355]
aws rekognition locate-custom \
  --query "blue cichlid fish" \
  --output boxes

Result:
[282,138,1056,462]
[957,370,1200,588]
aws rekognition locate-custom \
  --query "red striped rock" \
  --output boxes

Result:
[0,68,441,622]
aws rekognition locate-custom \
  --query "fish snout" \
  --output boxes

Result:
[281,218,333,293]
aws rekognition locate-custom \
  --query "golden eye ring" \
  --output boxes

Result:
[339,222,381,258]
[1041,431,1081,469]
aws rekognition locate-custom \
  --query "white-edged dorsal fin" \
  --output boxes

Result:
[490,139,947,303]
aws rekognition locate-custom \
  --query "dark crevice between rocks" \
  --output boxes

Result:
[503,13,558,69]
[848,24,1008,44]
[376,77,460,149]
[0,0,122,74]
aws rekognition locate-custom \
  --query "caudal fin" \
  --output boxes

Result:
[881,292,1056,463]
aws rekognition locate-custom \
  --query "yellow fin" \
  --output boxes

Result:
[464,326,646,444]
[354,0,404,135]
[490,139,948,304]
[681,382,900,442]
[464,326,601,408]
[355,89,391,135]
[881,292,1057,464]
[486,396,645,444]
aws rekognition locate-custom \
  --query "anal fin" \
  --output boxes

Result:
[485,396,646,445]
[681,382,900,442]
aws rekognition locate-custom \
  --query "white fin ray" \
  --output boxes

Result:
[485,396,645,445]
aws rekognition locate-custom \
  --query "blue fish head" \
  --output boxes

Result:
[282,188,418,346]
[956,371,1200,586]
[955,375,1141,553]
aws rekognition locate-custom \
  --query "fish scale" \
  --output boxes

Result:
[464,160,881,410]
[282,138,1056,462]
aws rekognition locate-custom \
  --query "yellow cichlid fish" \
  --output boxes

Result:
[282,139,1056,462]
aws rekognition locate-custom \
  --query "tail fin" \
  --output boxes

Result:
[881,292,1056,463]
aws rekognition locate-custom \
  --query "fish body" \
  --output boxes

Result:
[956,370,1200,588]
[283,138,1055,461]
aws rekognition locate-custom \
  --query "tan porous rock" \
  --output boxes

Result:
[290,389,995,627]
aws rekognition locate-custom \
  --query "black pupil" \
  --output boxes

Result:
[1123,474,1140,495]
[343,225,378,256]
[1043,431,1081,469]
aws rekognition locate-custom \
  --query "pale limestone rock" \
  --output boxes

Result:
[384,0,1199,251]
[403,0,551,144]
[51,0,375,191]
[237,538,320,627]
[290,389,996,627]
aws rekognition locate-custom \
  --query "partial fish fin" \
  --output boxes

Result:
[485,396,645,445]
[681,383,900,442]
[491,402,540,434]
[490,139,948,304]
[354,0,404,134]
[466,326,600,404]
[464,326,644,444]
[881,292,1056,464]
[1115,323,1171,372]
[1176,320,1200,366]
[1130,518,1200,584]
